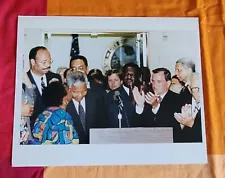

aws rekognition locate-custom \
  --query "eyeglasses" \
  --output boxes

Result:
[36,60,53,65]
[191,87,200,92]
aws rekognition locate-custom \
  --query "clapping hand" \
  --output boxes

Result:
[145,92,160,109]
[174,104,195,128]
[132,86,145,108]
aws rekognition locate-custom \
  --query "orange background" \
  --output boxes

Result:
[44,0,225,177]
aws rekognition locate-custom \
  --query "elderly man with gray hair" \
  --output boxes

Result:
[65,71,109,144]
[175,57,196,105]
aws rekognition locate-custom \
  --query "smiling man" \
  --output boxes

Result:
[105,63,141,128]
[26,46,62,130]
[134,68,182,142]
[175,57,196,105]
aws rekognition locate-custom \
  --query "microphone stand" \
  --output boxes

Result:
[117,101,130,128]
[118,102,123,128]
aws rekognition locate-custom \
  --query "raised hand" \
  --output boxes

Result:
[132,86,145,107]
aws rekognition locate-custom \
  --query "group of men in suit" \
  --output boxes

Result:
[23,46,203,144]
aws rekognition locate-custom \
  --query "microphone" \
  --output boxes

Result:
[114,91,123,128]
[114,91,124,108]
[114,91,130,128]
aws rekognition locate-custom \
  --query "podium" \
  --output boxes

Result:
[90,127,173,144]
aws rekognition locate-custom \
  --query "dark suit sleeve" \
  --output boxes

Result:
[192,110,203,142]
[180,110,202,142]
[93,91,110,128]
[133,104,155,127]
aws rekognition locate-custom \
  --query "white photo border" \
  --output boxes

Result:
[12,16,207,167]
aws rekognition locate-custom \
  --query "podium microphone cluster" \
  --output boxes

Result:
[113,91,130,128]
[113,91,123,111]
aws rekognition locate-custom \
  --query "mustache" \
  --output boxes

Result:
[43,67,50,70]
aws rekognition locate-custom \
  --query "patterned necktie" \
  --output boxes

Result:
[41,77,46,92]
[158,96,162,103]
[78,102,86,131]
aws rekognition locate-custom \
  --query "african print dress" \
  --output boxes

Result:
[32,107,79,144]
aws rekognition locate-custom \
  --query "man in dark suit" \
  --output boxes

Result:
[26,46,62,129]
[105,62,141,128]
[174,73,202,142]
[175,58,196,105]
[69,55,106,93]
[66,71,108,144]
[134,68,182,142]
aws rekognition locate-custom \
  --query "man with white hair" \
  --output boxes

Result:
[65,71,108,144]
[175,57,196,105]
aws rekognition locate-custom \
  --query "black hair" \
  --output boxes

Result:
[69,55,88,68]
[122,62,140,77]
[42,81,67,107]
[172,75,179,80]
[87,69,105,83]
[105,69,122,80]
[29,46,47,61]
[141,67,151,84]
[63,68,71,79]
[122,62,141,87]
[152,68,171,81]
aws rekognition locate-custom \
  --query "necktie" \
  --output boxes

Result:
[78,102,86,131]
[181,84,191,93]
[41,77,46,92]
[129,87,135,105]
[194,102,200,113]
[158,96,162,103]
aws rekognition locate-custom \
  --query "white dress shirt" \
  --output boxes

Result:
[123,85,130,96]
[72,97,86,114]
[151,91,167,114]
[30,70,47,95]
[192,97,200,118]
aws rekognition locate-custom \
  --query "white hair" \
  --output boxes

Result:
[66,71,88,88]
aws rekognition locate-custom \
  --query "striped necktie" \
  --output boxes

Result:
[78,102,86,131]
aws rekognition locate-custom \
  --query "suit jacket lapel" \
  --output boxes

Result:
[27,70,41,99]
[46,72,51,84]
[156,91,170,114]
[67,101,84,131]
[119,85,129,100]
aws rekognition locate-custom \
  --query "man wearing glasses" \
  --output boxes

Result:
[26,46,62,130]
[174,73,202,142]
[175,57,196,106]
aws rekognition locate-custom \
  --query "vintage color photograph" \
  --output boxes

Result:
[12,16,207,166]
